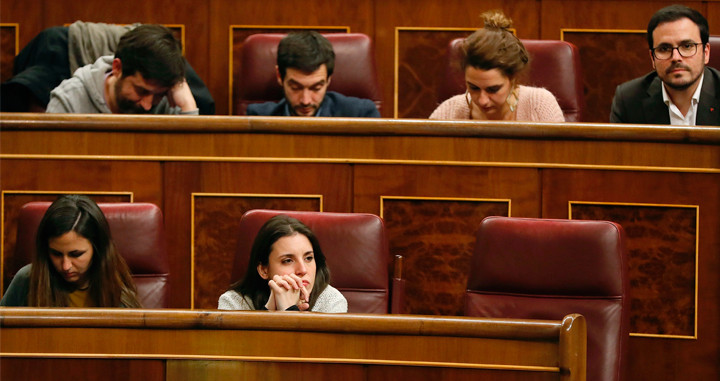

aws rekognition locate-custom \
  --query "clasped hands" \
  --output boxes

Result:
[264,273,310,311]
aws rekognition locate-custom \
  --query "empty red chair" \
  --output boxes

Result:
[466,216,629,381]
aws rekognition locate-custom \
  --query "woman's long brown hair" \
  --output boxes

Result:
[28,195,141,308]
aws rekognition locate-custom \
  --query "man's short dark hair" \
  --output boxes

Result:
[114,24,185,87]
[647,5,709,49]
[277,31,335,80]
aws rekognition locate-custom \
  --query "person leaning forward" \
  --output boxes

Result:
[46,24,198,115]
[246,31,380,118]
[610,5,719,126]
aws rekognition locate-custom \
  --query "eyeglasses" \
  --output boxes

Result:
[651,42,703,60]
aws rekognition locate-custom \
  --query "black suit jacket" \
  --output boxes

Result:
[609,67,720,126]
[247,91,380,117]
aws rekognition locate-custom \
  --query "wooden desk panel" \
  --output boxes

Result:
[0,114,718,380]
[0,308,586,381]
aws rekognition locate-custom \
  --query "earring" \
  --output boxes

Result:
[465,90,472,109]
[506,86,518,113]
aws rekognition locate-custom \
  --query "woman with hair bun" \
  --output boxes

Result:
[430,10,565,122]
[1,195,141,308]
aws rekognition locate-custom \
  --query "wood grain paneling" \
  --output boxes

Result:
[541,169,720,381]
[353,165,540,217]
[395,28,474,119]
[562,31,649,123]
[1,358,165,381]
[571,203,697,337]
[0,24,18,82]
[192,194,321,309]
[539,1,708,40]
[354,164,538,315]
[382,197,509,316]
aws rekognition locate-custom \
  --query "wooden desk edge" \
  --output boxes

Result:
[1,307,563,339]
[2,113,719,144]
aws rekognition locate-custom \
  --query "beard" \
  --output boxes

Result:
[116,98,150,114]
[663,63,703,91]
[114,78,151,114]
[291,103,319,116]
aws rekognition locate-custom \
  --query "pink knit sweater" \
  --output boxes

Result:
[429,85,565,122]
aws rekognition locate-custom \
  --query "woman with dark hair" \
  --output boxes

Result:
[0,195,141,307]
[218,215,347,312]
[430,10,564,122]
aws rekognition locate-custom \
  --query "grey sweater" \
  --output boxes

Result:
[46,55,197,115]
[218,285,348,313]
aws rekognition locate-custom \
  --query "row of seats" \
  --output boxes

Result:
[8,202,629,381]
[239,33,720,122]
[5,26,719,120]
[237,33,585,121]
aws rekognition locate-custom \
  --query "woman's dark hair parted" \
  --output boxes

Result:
[28,194,140,307]
[230,214,331,309]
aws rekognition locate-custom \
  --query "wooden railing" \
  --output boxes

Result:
[0,308,586,381]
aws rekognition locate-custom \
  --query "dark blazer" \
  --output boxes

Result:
[609,66,720,126]
[247,91,380,117]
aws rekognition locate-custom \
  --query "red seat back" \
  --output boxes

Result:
[466,216,629,381]
[708,35,720,70]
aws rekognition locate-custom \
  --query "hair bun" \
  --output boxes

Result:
[481,10,513,31]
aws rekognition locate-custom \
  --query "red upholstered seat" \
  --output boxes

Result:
[438,38,585,122]
[709,36,720,70]
[465,216,629,381]
[230,209,404,314]
[236,33,383,115]
[12,202,169,308]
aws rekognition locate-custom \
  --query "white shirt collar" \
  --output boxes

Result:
[661,73,704,126]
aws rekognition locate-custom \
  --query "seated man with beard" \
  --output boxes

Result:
[247,31,379,118]
[46,24,198,114]
[610,5,718,126]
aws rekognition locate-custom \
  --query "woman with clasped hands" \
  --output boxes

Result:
[430,10,564,122]
[218,215,347,312]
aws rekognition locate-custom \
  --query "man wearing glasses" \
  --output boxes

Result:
[610,5,718,126]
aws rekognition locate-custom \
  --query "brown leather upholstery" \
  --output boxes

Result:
[709,36,719,70]
[13,202,169,308]
[438,38,585,122]
[236,33,383,115]
[230,209,403,314]
[465,216,629,381]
